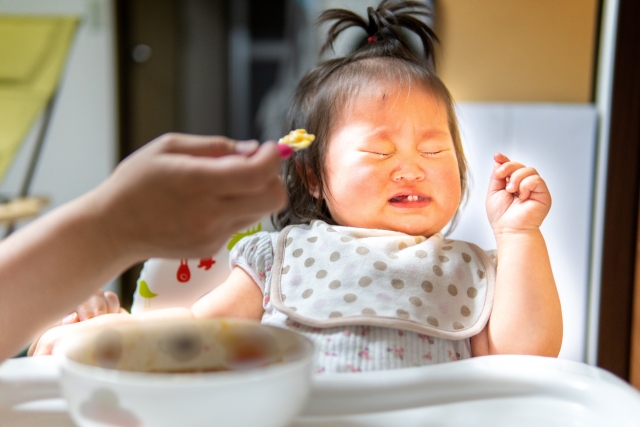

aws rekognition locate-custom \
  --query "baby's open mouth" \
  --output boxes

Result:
[389,195,429,203]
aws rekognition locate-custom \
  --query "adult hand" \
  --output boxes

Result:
[86,133,287,263]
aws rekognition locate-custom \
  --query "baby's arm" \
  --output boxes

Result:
[470,153,562,357]
[191,267,264,319]
[29,267,263,356]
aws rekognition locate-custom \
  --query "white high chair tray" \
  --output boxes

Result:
[1,355,639,426]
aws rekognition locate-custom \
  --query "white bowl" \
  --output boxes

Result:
[58,318,314,427]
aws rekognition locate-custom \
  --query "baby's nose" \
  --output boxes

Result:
[392,163,425,181]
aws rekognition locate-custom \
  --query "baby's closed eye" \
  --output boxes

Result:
[360,149,445,159]
[370,151,394,159]
[420,151,443,157]
[358,147,395,159]
[417,143,454,158]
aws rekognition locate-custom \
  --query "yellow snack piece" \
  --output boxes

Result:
[278,129,315,151]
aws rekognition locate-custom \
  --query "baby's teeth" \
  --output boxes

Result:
[395,195,420,202]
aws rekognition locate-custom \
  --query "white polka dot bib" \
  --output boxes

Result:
[270,221,496,340]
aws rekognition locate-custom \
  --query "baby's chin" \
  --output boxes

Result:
[387,224,439,237]
[339,218,441,237]
[380,213,447,237]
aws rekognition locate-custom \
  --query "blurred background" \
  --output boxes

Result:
[0,0,638,386]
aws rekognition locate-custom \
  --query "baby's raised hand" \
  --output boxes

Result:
[486,153,551,235]
[60,290,124,325]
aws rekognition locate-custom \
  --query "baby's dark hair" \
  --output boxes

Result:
[275,0,468,230]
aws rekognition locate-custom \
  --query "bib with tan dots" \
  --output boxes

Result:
[270,221,496,340]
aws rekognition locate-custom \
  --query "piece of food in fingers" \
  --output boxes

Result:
[278,129,315,151]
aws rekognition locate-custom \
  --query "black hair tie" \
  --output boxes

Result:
[366,6,381,39]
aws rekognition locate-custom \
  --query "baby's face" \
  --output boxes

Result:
[318,84,461,237]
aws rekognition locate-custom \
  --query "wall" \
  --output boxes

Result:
[450,104,598,362]
[0,0,118,291]
[435,0,600,102]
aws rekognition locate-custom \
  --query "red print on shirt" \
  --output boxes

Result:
[177,259,191,282]
[197,257,216,270]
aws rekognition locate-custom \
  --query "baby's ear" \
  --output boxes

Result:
[295,160,321,199]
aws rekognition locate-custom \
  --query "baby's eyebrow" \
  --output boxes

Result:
[357,131,395,146]
[417,129,451,138]
[349,124,451,145]
[363,128,451,141]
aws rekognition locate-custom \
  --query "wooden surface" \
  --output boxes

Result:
[0,197,48,224]
[631,196,640,388]
[435,0,600,102]
[597,0,640,380]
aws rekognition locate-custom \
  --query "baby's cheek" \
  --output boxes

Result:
[328,168,381,210]
[431,164,461,212]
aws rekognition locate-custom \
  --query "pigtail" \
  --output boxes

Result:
[318,0,438,66]
[319,9,368,55]
[379,1,438,63]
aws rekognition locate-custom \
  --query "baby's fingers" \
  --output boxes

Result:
[61,312,78,325]
[517,174,548,201]
[488,154,525,193]
[77,290,108,321]
[104,291,121,314]
[495,161,528,181]
[493,152,511,164]
[505,167,539,193]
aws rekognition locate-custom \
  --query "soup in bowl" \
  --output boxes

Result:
[57,318,314,427]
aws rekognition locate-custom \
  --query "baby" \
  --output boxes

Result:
[32,0,562,372]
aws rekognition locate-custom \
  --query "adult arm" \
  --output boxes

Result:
[0,134,286,361]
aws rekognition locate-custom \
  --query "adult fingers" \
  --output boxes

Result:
[190,142,283,196]
[153,133,259,158]
[215,177,287,219]
[104,291,121,314]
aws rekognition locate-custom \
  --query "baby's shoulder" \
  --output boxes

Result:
[231,230,279,255]
[484,248,497,267]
